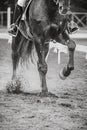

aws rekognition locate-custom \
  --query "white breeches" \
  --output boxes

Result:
[17,0,27,7]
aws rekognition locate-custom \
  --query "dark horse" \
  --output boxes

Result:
[11,0,76,95]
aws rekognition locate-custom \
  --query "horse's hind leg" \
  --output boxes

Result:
[35,40,49,95]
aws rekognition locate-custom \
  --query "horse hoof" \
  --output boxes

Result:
[6,79,22,93]
[59,68,67,80]
[40,91,48,97]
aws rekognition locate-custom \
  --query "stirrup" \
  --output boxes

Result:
[8,24,18,37]
[68,27,79,34]
[71,27,79,33]
[68,21,79,34]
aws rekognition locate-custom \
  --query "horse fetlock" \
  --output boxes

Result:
[42,87,48,93]
[67,66,74,71]
[37,62,48,74]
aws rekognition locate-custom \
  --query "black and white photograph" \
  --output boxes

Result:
[0,0,87,130]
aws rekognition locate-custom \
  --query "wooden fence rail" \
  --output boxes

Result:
[0,11,7,27]
[72,12,87,28]
[0,8,12,28]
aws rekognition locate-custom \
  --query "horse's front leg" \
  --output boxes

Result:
[67,39,76,70]
[59,34,76,79]
[35,40,49,95]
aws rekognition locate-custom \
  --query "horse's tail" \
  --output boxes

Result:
[17,34,34,64]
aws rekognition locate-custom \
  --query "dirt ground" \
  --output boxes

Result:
[0,39,87,130]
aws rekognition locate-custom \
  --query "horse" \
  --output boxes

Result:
[11,0,76,95]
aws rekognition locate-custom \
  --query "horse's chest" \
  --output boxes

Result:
[31,1,47,21]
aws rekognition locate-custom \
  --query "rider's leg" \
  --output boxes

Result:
[8,0,27,37]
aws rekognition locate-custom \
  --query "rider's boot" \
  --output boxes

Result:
[8,4,23,37]
[68,20,79,34]
[70,26,78,33]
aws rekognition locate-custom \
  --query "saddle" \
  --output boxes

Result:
[18,0,33,40]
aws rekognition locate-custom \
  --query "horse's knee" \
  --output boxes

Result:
[67,40,76,51]
[37,62,48,75]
